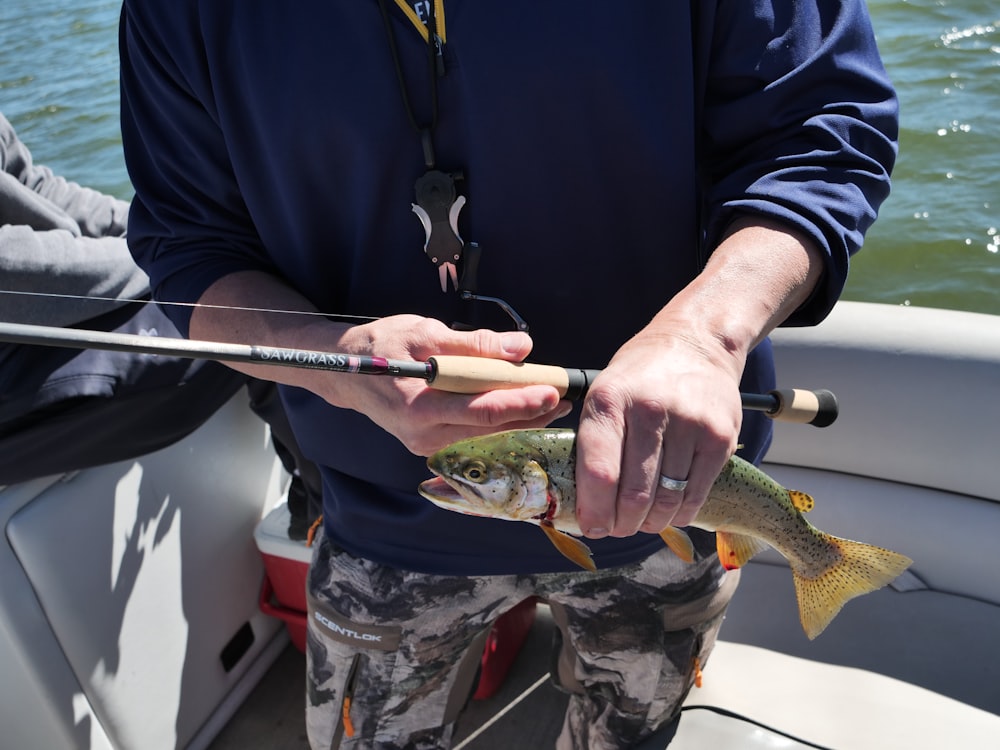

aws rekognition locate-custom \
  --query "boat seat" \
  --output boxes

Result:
[670,641,1000,749]
[669,303,1000,746]
[715,302,1000,716]
[722,463,1000,715]
[0,393,289,750]
[768,302,1000,505]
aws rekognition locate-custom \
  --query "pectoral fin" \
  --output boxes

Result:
[540,521,596,572]
[716,531,770,570]
[659,527,695,563]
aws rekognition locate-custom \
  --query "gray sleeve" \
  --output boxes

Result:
[0,113,130,238]
[20,164,131,239]
[1,112,145,325]
[0,224,150,326]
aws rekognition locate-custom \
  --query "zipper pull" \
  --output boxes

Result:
[341,654,362,739]
[342,697,355,738]
[434,33,445,76]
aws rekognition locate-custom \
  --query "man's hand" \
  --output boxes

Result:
[574,329,742,538]
[323,314,571,455]
[190,272,570,456]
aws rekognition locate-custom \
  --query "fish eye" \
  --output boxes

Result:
[463,461,488,483]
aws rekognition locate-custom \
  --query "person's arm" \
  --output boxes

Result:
[0,113,146,325]
[574,0,898,538]
[0,226,149,325]
[189,270,570,455]
[120,7,569,456]
[0,113,130,238]
[575,218,823,538]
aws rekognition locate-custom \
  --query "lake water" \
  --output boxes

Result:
[1,0,997,315]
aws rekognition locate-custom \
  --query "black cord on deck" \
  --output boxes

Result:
[681,704,836,750]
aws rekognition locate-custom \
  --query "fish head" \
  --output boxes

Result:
[418,433,555,522]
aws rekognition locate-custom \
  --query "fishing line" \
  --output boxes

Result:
[453,672,550,750]
[0,288,378,323]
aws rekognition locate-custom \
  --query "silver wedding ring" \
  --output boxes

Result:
[658,474,689,492]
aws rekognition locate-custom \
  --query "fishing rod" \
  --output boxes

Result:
[0,320,838,426]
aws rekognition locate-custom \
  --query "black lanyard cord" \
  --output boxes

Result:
[375,0,470,295]
[377,0,440,168]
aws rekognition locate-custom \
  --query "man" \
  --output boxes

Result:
[119,2,897,747]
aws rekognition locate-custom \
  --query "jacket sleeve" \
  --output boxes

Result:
[694,0,899,325]
[0,113,147,325]
[118,2,277,336]
[0,113,130,238]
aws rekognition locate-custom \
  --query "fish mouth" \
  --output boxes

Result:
[418,476,460,504]
[418,477,491,517]
[419,476,558,522]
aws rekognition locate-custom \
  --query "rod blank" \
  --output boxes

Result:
[0,321,837,425]
[0,321,430,378]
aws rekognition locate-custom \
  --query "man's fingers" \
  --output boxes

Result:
[661,447,730,529]
[574,413,626,539]
[612,422,694,538]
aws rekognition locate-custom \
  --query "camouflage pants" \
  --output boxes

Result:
[305,533,738,750]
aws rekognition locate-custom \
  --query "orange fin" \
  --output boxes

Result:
[716,531,769,570]
[540,522,596,572]
[659,526,695,563]
[788,490,815,513]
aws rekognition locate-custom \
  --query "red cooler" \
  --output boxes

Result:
[254,502,312,651]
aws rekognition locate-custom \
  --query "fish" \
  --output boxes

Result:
[417,428,912,639]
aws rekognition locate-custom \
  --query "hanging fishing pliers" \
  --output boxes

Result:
[412,170,466,292]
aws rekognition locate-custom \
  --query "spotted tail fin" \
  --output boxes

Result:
[792,536,912,639]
